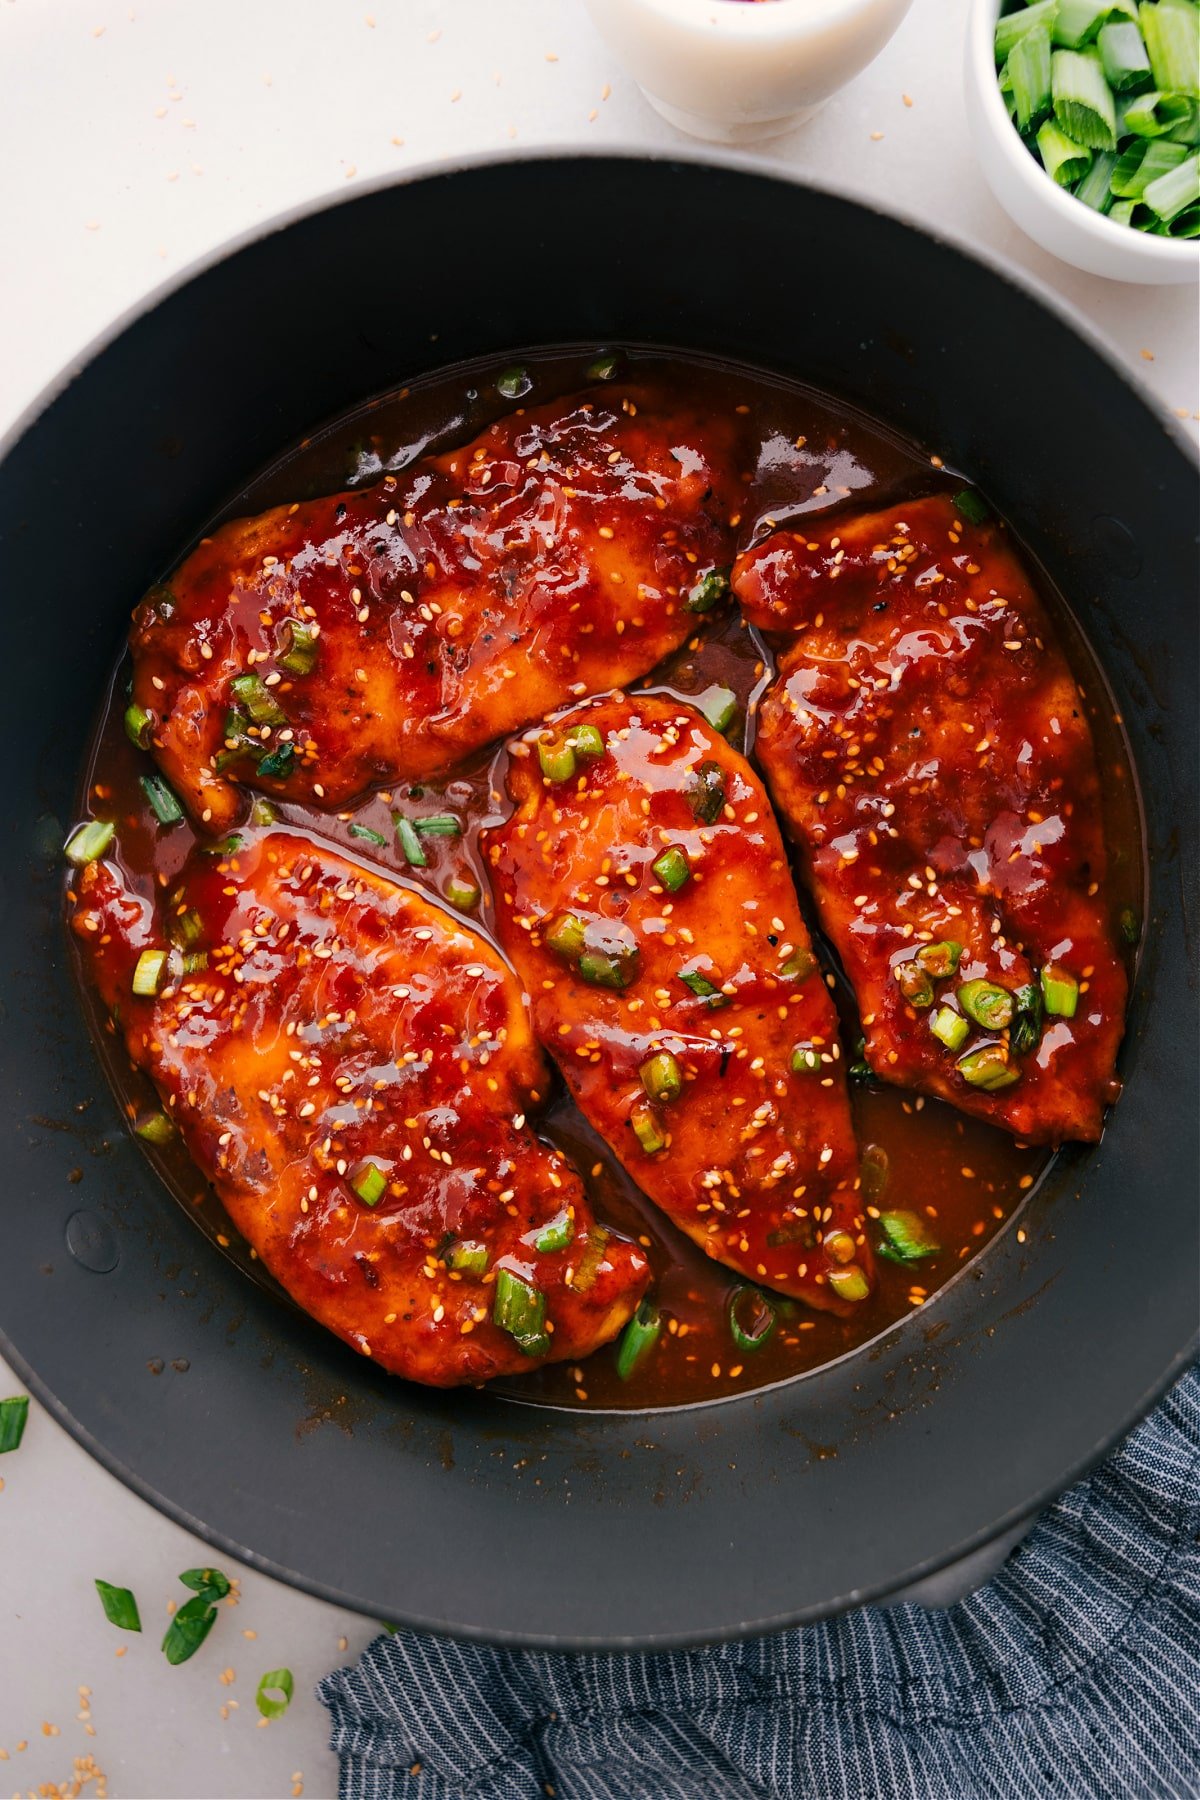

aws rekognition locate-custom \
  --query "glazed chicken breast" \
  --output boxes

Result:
[70,829,648,1385]
[128,384,746,833]
[734,493,1127,1144]
[484,692,874,1315]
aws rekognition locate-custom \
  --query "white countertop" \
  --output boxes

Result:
[0,3,1195,1796]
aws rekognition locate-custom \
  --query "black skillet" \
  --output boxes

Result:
[0,154,1195,1649]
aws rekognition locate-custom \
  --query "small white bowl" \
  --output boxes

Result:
[965,0,1199,284]
[583,0,915,144]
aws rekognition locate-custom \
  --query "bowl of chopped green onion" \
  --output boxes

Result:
[967,0,1199,280]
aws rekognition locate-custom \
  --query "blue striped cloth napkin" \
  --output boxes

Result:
[318,1366,1199,1800]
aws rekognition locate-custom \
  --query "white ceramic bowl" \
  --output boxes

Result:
[583,0,915,143]
[966,0,1199,284]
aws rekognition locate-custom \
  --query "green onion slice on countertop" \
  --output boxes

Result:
[256,1669,295,1720]
[65,821,115,865]
[0,1395,30,1454]
[615,1299,662,1379]
[95,1580,142,1632]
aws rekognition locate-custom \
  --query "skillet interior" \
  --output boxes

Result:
[0,153,1195,1648]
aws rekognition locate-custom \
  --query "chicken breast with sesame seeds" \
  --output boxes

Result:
[734,493,1127,1144]
[483,692,874,1315]
[128,384,746,834]
[69,829,648,1386]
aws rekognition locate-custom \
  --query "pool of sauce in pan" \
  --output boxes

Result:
[74,346,1144,1412]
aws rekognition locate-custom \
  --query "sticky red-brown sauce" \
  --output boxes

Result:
[70,348,1143,1411]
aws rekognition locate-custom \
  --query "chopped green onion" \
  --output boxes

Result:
[686,759,726,823]
[0,1395,30,1454]
[230,671,287,728]
[161,1594,219,1666]
[957,979,1015,1030]
[877,1209,941,1263]
[861,1142,890,1204]
[1141,0,1199,95]
[780,948,816,980]
[1119,905,1140,944]
[1009,982,1045,1055]
[1075,147,1121,205]
[790,1042,821,1074]
[95,1580,142,1632]
[894,960,935,1008]
[1124,87,1198,133]
[167,905,203,949]
[957,1042,1021,1090]
[132,949,168,997]
[256,1668,294,1720]
[565,724,605,760]
[277,621,318,676]
[492,1268,549,1356]
[615,1298,661,1378]
[178,1566,232,1598]
[848,1034,873,1081]
[414,814,463,836]
[182,950,208,975]
[571,1226,609,1293]
[496,365,531,399]
[952,489,990,525]
[728,1285,777,1353]
[578,946,639,989]
[446,1239,489,1276]
[1053,0,1133,47]
[697,684,738,735]
[395,816,427,866]
[1143,149,1200,218]
[1040,962,1079,1016]
[351,1162,388,1206]
[135,1111,177,1145]
[1099,16,1155,84]
[535,1212,575,1254]
[685,566,731,613]
[349,822,388,846]
[678,965,728,1005]
[124,703,153,748]
[538,736,576,783]
[1011,25,1055,127]
[827,1264,870,1302]
[586,353,620,381]
[65,820,115,865]
[256,742,295,780]
[445,871,482,911]
[640,1050,683,1103]
[652,846,691,891]
[1112,135,1188,191]
[545,911,586,961]
[631,1101,666,1155]
[1037,117,1095,182]
[930,1005,970,1052]
[996,0,1060,62]
[140,773,184,826]
[1108,196,1138,220]
[916,939,963,978]
[202,833,244,857]
[1052,48,1118,145]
